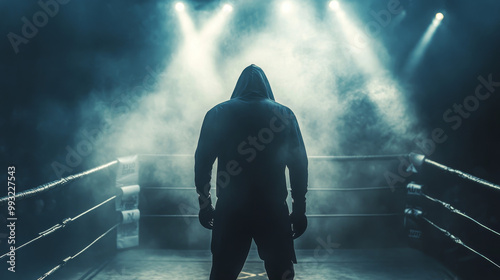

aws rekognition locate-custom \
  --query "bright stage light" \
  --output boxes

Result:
[175,2,185,12]
[223,4,233,13]
[435,12,444,20]
[281,2,293,13]
[329,0,340,11]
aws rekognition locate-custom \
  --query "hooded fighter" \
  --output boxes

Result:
[195,64,308,280]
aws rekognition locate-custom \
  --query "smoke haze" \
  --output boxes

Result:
[2,0,500,264]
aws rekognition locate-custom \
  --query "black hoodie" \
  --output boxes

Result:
[195,64,307,209]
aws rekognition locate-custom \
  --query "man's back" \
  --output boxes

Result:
[194,64,308,280]
[196,97,306,206]
[195,65,307,208]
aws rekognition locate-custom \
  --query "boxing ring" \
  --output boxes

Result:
[1,153,499,279]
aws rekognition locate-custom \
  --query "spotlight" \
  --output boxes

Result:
[329,0,340,11]
[223,4,233,13]
[435,12,444,20]
[175,2,185,12]
[281,1,293,13]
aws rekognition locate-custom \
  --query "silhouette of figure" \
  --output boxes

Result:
[195,64,308,280]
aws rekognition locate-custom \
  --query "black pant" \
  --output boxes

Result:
[209,201,296,280]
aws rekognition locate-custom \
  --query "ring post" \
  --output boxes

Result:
[115,156,140,249]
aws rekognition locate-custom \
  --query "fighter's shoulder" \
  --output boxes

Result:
[208,99,235,112]
[270,101,297,118]
[204,100,236,119]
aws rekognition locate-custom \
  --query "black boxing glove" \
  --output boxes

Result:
[290,200,307,239]
[198,194,215,230]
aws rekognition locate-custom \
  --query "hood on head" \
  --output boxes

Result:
[230,64,275,101]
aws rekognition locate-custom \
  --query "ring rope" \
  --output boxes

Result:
[142,186,403,191]
[142,213,402,218]
[37,223,119,280]
[305,213,402,217]
[70,195,117,222]
[139,154,408,161]
[0,160,118,206]
[424,158,500,192]
[423,217,500,270]
[306,186,403,191]
[0,195,116,260]
[307,154,408,161]
[423,194,500,237]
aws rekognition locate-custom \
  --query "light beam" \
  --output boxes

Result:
[329,1,414,134]
[404,13,444,76]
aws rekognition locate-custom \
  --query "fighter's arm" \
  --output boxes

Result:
[286,109,308,238]
[194,109,219,209]
[286,110,308,207]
